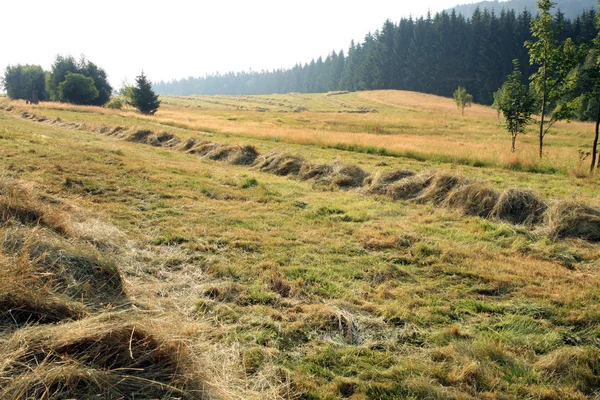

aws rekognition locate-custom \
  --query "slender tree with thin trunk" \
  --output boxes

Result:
[526,0,557,159]
[495,60,537,152]
[526,0,584,159]
[453,86,473,115]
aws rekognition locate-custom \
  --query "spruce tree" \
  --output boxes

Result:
[131,71,160,115]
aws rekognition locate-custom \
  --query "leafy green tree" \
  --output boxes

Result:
[77,56,112,106]
[565,10,600,172]
[495,61,537,152]
[58,73,99,105]
[453,86,473,115]
[46,54,112,105]
[526,0,585,158]
[2,64,48,101]
[131,71,160,115]
[47,55,79,101]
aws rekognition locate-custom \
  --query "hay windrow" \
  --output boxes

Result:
[0,317,202,399]
[492,188,547,225]
[127,129,153,144]
[254,153,305,176]
[326,162,370,188]
[149,131,181,147]
[365,169,415,195]
[386,172,435,200]
[5,104,600,243]
[415,172,467,204]
[444,182,500,217]
[545,200,600,242]
[298,163,334,181]
[206,144,258,165]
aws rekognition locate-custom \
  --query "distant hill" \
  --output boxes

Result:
[448,0,596,19]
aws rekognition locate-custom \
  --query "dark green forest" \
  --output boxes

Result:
[153,7,598,106]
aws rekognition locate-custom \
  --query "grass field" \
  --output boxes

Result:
[1,91,599,399]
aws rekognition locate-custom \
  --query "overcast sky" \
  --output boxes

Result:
[2,0,473,88]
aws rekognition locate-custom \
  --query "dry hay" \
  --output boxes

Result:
[126,130,181,148]
[0,227,123,327]
[386,172,435,201]
[298,163,334,181]
[326,162,370,188]
[0,316,204,399]
[206,144,258,166]
[491,188,547,225]
[179,138,201,151]
[149,131,181,147]
[444,182,500,217]
[186,141,219,156]
[254,153,305,176]
[3,228,123,300]
[127,129,153,144]
[0,180,45,226]
[545,200,600,242]
[365,169,416,195]
[0,248,85,326]
[415,172,467,204]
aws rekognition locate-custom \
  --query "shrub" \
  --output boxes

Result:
[105,98,123,109]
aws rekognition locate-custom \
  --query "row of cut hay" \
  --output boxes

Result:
[7,106,600,242]
[0,177,210,397]
[0,249,86,326]
[363,170,600,241]
[254,152,305,176]
[253,153,371,189]
[126,130,181,148]
[0,178,124,327]
[0,316,205,399]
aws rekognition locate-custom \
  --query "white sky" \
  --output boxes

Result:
[1,0,470,88]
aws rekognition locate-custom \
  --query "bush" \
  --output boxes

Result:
[58,73,99,105]
[105,98,123,109]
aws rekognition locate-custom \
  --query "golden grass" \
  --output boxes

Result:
[8,89,597,174]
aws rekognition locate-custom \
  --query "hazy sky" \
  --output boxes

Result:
[2,0,471,88]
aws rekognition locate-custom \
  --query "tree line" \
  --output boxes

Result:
[2,55,160,115]
[153,7,597,109]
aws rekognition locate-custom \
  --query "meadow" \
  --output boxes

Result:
[0,91,599,399]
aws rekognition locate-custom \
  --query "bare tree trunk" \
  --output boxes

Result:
[512,134,517,152]
[591,99,600,173]
[539,66,547,159]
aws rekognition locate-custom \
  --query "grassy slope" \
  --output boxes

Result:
[1,92,600,399]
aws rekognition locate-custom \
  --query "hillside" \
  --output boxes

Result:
[448,0,597,19]
[1,91,600,399]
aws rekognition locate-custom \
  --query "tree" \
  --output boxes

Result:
[58,73,99,105]
[495,60,537,152]
[131,71,160,115]
[46,54,112,105]
[453,86,473,115]
[2,64,49,101]
[566,10,600,172]
[526,0,584,158]
[77,56,112,106]
[47,55,79,101]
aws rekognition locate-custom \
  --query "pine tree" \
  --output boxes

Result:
[131,71,160,115]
